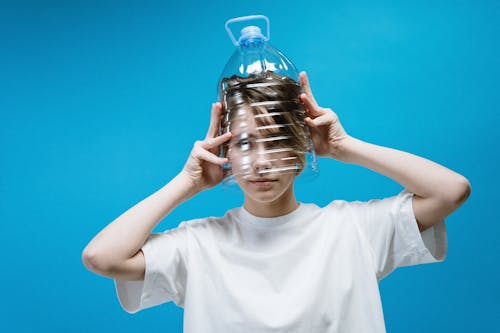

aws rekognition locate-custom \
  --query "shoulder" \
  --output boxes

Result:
[316,193,405,229]
[322,197,369,216]
[292,200,366,230]
[324,191,411,213]
[171,209,236,236]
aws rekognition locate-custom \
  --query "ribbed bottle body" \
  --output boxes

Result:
[218,20,318,185]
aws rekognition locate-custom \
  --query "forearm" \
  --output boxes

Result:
[338,136,469,202]
[83,172,198,270]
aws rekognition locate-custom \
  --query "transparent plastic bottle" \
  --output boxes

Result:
[218,15,318,185]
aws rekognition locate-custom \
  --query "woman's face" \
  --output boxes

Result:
[227,110,298,204]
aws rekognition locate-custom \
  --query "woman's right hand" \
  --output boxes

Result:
[181,102,232,191]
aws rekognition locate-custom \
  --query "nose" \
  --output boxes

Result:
[252,142,273,173]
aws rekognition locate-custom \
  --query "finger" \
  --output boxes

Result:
[205,102,222,139]
[193,142,229,165]
[301,93,324,118]
[202,132,232,149]
[299,71,319,108]
[305,114,333,128]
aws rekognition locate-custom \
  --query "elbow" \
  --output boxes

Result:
[455,176,471,205]
[446,176,471,208]
[82,246,113,276]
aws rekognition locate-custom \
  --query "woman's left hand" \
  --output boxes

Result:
[299,71,350,160]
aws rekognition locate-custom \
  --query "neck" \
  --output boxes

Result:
[243,185,299,218]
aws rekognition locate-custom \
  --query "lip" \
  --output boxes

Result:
[248,178,278,187]
[250,178,277,182]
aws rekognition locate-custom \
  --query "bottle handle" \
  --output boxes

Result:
[225,15,270,46]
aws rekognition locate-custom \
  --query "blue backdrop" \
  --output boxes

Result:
[1,0,498,332]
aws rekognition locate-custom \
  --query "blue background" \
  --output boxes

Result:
[1,0,498,332]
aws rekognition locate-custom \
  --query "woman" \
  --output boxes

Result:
[82,72,471,332]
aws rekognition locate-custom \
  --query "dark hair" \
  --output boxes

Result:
[219,71,311,178]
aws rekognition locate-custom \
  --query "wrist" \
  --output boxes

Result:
[330,135,359,163]
[171,171,201,199]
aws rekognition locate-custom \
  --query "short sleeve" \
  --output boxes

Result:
[353,190,448,281]
[114,223,188,313]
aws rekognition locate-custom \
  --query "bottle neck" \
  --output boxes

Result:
[239,36,265,48]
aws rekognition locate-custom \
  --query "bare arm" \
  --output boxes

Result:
[299,72,471,231]
[82,173,197,280]
[82,103,231,280]
[337,137,471,230]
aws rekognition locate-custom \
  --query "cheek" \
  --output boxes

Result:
[273,152,298,167]
[229,151,253,176]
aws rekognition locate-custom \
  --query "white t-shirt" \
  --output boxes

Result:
[115,190,447,333]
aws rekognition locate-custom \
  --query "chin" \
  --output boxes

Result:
[248,192,281,204]
[243,182,291,204]
[235,172,295,202]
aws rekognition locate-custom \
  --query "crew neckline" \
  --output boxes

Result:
[234,203,308,229]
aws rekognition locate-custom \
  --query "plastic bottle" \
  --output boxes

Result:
[218,15,318,184]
